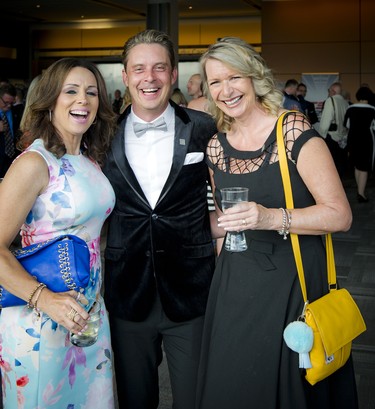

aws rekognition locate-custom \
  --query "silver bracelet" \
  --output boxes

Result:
[285,209,292,235]
[278,208,292,240]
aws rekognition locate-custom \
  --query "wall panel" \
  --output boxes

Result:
[362,43,375,73]
[81,26,145,48]
[361,0,375,41]
[263,42,359,75]
[262,0,375,98]
[262,0,359,43]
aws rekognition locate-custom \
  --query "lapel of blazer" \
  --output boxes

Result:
[156,103,192,205]
[111,109,151,208]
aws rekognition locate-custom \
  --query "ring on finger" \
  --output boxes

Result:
[76,292,81,302]
[67,308,77,321]
[72,311,79,323]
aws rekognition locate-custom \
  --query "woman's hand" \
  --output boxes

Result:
[218,202,280,232]
[36,289,90,333]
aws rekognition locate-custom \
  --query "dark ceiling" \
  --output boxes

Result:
[1,0,263,24]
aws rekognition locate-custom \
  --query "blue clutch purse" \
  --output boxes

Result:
[0,235,90,309]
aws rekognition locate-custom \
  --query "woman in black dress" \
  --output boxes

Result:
[196,37,358,409]
[344,86,375,202]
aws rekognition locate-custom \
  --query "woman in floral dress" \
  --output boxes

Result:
[0,58,117,408]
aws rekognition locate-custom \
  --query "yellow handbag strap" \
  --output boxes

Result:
[276,112,337,303]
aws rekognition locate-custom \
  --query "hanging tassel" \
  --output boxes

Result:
[299,352,312,369]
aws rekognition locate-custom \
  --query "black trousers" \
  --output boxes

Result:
[110,294,204,409]
[325,134,348,179]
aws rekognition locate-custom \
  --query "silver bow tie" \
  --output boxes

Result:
[133,117,168,137]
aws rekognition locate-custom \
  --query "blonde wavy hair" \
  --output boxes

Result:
[200,37,283,132]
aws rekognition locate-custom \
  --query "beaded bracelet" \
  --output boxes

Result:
[27,282,45,309]
[33,284,47,318]
[278,208,287,238]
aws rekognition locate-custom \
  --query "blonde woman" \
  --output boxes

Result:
[195,37,357,409]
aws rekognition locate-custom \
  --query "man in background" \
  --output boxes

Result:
[186,73,203,100]
[112,89,124,115]
[0,83,21,178]
[282,78,303,112]
[297,82,318,124]
[319,81,349,178]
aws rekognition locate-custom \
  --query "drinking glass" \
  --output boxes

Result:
[220,187,249,252]
[70,301,101,347]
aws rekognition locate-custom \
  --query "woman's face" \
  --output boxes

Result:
[52,66,99,139]
[205,58,256,120]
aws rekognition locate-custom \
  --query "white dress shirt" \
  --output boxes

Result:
[125,104,175,209]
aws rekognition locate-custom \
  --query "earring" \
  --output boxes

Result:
[49,110,52,122]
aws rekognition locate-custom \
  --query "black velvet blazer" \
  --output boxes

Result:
[103,101,217,322]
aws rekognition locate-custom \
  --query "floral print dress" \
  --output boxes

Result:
[0,138,116,408]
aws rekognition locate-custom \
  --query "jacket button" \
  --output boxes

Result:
[145,250,151,257]
[151,213,159,220]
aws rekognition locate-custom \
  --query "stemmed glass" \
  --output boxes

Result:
[220,187,249,252]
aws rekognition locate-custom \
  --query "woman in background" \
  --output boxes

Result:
[171,87,188,107]
[344,86,375,202]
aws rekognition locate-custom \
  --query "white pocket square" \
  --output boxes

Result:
[183,152,204,165]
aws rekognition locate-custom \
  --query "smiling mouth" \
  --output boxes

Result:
[70,110,89,119]
[142,88,159,95]
[223,96,242,106]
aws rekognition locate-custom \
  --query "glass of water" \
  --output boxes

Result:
[220,187,249,252]
[70,301,101,347]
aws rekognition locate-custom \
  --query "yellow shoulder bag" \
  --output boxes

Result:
[277,112,366,385]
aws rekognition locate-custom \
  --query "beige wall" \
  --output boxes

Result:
[179,18,261,46]
[33,17,260,55]
[31,0,374,98]
[261,0,375,100]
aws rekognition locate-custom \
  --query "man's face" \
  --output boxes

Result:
[297,86,307,97]
[0,93,15,112]
[290,84,298,96]
[186,75,202,98]
[122,43,177,121]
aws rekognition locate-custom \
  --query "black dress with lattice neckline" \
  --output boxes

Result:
[196,112,359,409]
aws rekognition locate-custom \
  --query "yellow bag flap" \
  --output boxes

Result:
[305,288,366,356]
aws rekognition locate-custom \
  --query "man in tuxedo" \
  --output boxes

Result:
[0,83,21,178]
[103,29,217,409]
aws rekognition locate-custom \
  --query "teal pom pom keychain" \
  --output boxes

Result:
[283,320,313,369]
